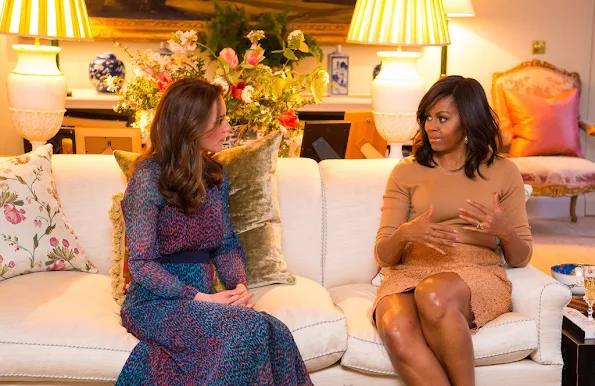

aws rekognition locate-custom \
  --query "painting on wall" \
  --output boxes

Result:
[87,0,357,45]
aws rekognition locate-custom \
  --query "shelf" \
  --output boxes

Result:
[66,88,373,113]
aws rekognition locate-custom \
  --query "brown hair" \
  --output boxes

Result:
[413,75,502,179]
[138,78,224,213]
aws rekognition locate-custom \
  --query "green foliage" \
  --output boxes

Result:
[199,2,323,69]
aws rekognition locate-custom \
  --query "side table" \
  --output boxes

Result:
[562,315,595,386]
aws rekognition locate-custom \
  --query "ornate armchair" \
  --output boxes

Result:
[492,60,595,222]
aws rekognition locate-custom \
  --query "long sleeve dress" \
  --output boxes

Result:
[115,158,312,386]
[373,157,532,330]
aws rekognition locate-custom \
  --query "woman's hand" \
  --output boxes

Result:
[402,204,459,255]
[194,283,255,308]
[458,193,513,240]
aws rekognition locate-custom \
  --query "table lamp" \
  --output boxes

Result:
[347,0,450,159]
[0,0,93,150]
[441,0,475,76]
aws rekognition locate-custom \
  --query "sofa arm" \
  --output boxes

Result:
[506,265,571,365]
[579,120,595,136]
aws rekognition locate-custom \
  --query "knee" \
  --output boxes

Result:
[377,313,422,363]
[414,278,459,324]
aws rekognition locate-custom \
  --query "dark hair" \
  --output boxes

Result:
[413,75,502,179]
[137,78,224,213]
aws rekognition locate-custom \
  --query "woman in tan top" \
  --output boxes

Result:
[374,76,532,386]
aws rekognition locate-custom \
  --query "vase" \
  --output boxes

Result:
[328,45,349,96]
[88,53,125,93]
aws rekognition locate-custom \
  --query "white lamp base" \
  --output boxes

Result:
[7,44,67,149]
[372,50,424,158]
[388,143,405,159]
[8,108,66,149]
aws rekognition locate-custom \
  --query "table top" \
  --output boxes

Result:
[66,88,373,112]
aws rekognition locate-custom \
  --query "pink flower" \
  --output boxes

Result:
[0,255,3,263]
[245,44,265,65]
[47,259,65,271]
[11,155,29,165]
[74,248,79,255]
[50,237,59,247]
[62,239,70,248]
[34,219,42,228]
[231,81,246,101]
[279,110,299,129]
[8,261,15,268]
[156,71,172,91]
[219,48,239,68]
[3,203,26,224]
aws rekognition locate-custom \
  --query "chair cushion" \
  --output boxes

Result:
[505,89,582,158]
[509,156,595,196]
[0,271,137,382]
[329,284,538,376]
[250,275,347,372]
[0,145,98,281]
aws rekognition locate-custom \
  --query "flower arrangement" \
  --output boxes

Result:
[107,29,329,157]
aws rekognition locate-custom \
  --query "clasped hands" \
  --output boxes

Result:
[194,283,255,308]
[403,193,512,255]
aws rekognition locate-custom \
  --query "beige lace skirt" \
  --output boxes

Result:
[373,243,512,331]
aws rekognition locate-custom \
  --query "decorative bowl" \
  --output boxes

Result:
[551,264,586,296]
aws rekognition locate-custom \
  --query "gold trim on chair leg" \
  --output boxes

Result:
[570,195,578,223]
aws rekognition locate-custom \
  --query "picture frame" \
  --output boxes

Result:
[87,1,355,45]
[74,127,143,155]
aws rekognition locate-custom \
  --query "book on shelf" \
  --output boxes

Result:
[563,307,595,340]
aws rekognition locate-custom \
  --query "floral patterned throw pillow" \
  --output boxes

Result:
[0,144,97,281]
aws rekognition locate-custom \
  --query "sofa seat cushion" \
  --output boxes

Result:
[250,275,347,372]
[509,156,595,196]
[0,271,137,382]
[329,284,538,376]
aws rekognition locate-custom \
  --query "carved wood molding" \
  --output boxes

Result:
[89,17,349,46]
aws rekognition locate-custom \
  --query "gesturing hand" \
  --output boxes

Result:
[458,193,512,240]
[403,204,459,255]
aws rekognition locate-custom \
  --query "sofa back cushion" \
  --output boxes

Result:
[319,159,399,288]
[0,154,326,284]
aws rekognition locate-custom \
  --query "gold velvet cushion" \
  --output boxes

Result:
[109,131,294,304]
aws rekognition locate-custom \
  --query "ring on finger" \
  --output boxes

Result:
[476,222,485,230]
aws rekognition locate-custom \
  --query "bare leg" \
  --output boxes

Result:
[375,293,450,386]
[414,272,475,386]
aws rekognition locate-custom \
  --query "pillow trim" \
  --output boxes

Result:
[108,192,126,306]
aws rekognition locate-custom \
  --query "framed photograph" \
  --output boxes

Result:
[87,0,356,45]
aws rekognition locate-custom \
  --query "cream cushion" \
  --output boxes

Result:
[329,284,538,376]
[251,275,347,372]
[0,271,136,381]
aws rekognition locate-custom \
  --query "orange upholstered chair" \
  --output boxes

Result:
[492,60,595,222]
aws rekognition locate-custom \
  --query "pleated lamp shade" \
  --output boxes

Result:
[0,0,92,40]
[347,0,451,47]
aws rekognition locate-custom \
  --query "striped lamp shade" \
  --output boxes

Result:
[347,0,451,46]
[0,0,92,40]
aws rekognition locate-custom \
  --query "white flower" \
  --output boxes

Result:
[288,30,305,44]
[212,77,229,94]
[168,30,198,54]
[247,30,265,44]
[241,85,254,103]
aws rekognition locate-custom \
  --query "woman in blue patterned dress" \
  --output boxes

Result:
[116,78,312,386]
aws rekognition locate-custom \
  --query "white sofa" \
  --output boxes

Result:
[0,155,571,385]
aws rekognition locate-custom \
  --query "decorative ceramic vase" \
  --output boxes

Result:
[328,45,349,96]
[88,53,125,93]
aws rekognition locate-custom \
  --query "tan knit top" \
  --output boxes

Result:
[375,156,532,267]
